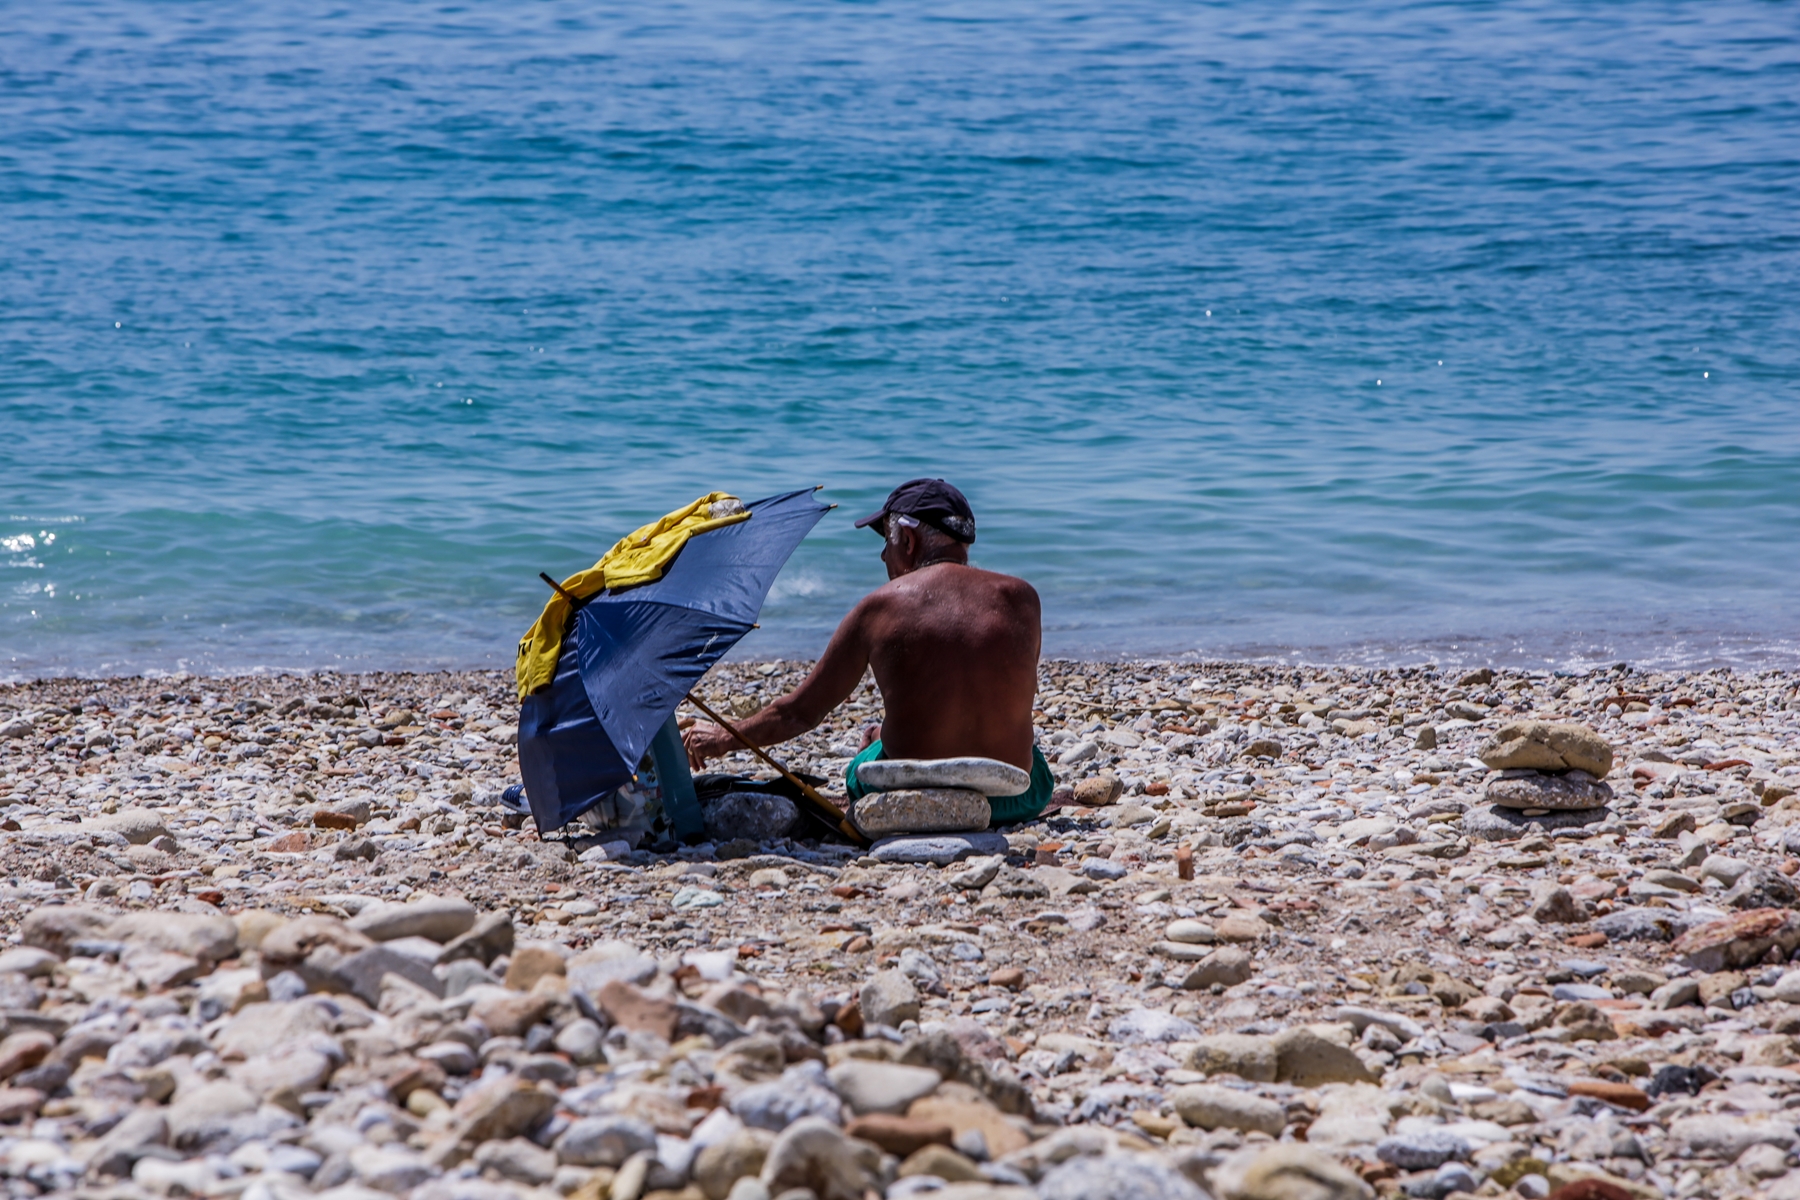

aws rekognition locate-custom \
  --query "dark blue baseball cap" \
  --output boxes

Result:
[854,478,977,544]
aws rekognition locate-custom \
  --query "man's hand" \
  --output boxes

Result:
[682,721,739,771]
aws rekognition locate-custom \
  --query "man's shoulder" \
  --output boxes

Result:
[873,564,1037,606]
[965,565,1039,603]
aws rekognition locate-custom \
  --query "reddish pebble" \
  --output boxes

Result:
[1546,1180,1636,1200]
[988,967,1025,990]
[1567,1079,1651,1112]
[312,810,357,830]
[845,1113,953,1157]
[685,1085,725,1110]
[1782,860,1799,877]
[1144,780,1169,796]
[834,997,865,1037]
[1567,932,1609,949]
[844,936,872,954]
[1176,844,1195,881]
[267,831,310,852]
[0,1088,44,1123]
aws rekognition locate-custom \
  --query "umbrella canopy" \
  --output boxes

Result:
[517,487,829,833]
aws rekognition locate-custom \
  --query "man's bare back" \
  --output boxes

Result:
[855,562,1039,770]
[683,480,1040,773]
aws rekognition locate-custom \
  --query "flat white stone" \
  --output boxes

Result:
[855,756,1030,796]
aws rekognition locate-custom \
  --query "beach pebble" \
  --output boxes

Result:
[854,756,1029,796]
[859,969,922,1028]
[1477,721,1613,776]
[1072,773,1123,806]
[1108,1008,1201,1044]
[1164,918,1216,944]
[703,791,799,843]
[1180,946,1254,990]
[1173,1084,1286,1134]
[1461,803,1611,841]
[826,1059,941,1115]
[1485,770,1613,811]
[849,787,990,837]
[760,1116,883,1200]
[1038,1152,1209,1200]
[869,831,1009,865]
[555,1115,658,1167]
[732,1062,847,1131]
[3,657,1798,1200]
[1211,1144,1375,1200]
[1185,1033,1277,1081]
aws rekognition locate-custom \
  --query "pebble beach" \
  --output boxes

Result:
[3,659,1800,1200]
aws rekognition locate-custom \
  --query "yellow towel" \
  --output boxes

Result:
[515,492,751,699]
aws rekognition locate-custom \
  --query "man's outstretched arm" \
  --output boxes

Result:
[684,597,878,768]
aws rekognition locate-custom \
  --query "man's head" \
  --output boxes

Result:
[855,478,976,579]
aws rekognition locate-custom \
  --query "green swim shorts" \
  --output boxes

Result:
[845,740,1055,826]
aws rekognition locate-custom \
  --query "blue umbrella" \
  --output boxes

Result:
[516,487,830,834]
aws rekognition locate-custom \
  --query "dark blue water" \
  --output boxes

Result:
[5,1,1799,679]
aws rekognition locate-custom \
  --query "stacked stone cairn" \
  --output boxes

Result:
[1470,719,1616,838]
[847,757,1026,839]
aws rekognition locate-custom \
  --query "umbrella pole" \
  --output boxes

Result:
[539,572,581,606]
[685,692,868,846]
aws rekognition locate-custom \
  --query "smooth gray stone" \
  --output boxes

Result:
[1551,983,1612,1002]
[729,1061,845,1132]
[436,910,515,966]
[702,791,798,843]
[1595,906,1706,943]
[674,1000,748,1046]
[554,1115,658,1168]
[1079,857,1128,880]
[869,832,1010,865]
[1485,770,1613,811]
[438,959,499,998]
[855,756,1030,796]
[567,954,658,993]
[1723,869,1800,911]
[1460,803,1611,842]
[1557,958,1609,977]
[1038,1153,1207,1200]
[1376,1129,1469,1169]
[329,946,447,1007]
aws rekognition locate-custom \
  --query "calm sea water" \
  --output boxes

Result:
[5,1,1799,680]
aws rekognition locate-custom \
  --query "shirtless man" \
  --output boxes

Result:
[682,479,1053,823]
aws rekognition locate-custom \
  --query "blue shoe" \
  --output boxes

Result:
[499,785,530,815]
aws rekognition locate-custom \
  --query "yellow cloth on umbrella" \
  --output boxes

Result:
[515,492,751,699]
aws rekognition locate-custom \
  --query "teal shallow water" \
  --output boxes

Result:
[4,1,1799,679]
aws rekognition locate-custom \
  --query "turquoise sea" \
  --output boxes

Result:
[4,1,1798,679]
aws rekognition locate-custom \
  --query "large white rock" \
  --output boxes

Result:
[825,1060,941,1115]
[849,788,990,838]
[855,757,1029,797]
